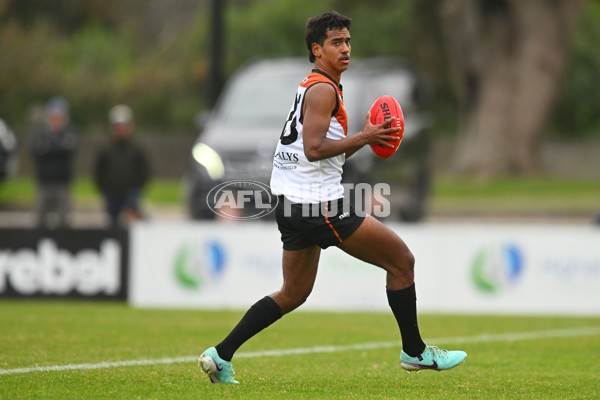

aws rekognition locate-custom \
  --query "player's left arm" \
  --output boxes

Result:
[303,84,398,162]
[344,113,384,159]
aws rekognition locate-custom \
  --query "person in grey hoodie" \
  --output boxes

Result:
[29,96,79,229]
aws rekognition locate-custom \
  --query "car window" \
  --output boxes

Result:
[344,66,416,123]
[215,63,307,125]
[204,59,418,143]
[365,71,414,110]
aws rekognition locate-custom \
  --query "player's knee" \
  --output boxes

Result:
[389,247,415,275]
[404,248,415,271]
[281,296,308,314]
[292,294,309,309]
[278,288,312,313]
[291,288,312,308]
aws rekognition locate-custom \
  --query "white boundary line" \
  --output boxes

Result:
[1,326,599,376]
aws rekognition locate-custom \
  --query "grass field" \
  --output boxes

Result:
[1,302,599,399]
[0,178,184,208]
[430,177,600,215]
[2,176,600,215]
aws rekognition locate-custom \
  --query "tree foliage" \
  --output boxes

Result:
[0,0,209,132]
[550,0,600,137]
[0,0,598,140]
[439,0,582,175]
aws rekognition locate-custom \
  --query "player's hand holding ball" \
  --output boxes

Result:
[368,95,405,159]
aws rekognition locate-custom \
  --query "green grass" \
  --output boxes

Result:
[1,302,599,399]
[430,176,600,214]
[0,178,183,208]
[2,176,600,215]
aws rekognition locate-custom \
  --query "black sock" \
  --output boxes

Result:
[215,296,283,361]
[387,284,426,357]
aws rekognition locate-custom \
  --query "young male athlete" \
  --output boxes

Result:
[199,11,466,384]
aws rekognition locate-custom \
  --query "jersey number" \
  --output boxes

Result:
[279,93,301,145]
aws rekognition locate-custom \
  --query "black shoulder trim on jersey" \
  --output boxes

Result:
[300,81,339,124]
[311,69,343,91]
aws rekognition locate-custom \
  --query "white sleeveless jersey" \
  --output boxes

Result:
[270,69,348,203]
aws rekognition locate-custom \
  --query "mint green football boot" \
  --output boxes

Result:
[198,347,239,384]
[400,345,467,372]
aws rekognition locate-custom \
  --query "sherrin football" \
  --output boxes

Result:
[369,95,404,159]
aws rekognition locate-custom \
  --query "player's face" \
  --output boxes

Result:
[316,28,351,73]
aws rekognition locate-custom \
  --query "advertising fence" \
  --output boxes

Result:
[129,222,600,315]
[0,229,129,300]
[3,222,598,314]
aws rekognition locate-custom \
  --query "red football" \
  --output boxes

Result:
[368,95,404,159]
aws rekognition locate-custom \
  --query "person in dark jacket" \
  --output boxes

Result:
[29,96,79,228]
[94,104,150,227]
[0,118,17,183]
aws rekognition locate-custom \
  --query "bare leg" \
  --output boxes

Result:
[338,215,414,290]
[271,246,321,314]
[214,245,321,360]
[339,215,425,356]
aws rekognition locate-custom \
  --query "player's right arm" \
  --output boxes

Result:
[302,83,400,162]
[344,113,401,159]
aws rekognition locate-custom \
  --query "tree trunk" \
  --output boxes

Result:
[439,0,581,176]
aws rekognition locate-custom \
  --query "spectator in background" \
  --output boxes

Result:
[29,96,79,228]
[94,104,150,228]
[0,118,18,183]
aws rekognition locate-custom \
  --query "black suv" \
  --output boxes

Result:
[186,57,431,221]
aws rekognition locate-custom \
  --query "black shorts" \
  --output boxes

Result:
[275,196,365,251]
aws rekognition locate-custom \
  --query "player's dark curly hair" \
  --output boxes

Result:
[305,10,352,63]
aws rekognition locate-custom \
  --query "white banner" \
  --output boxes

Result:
[129,222,600,315]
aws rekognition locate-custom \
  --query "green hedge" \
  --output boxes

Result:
[1,0,599,136]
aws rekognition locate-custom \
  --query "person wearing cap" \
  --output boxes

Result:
[29,96,79,228]
[94,104,150,227]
